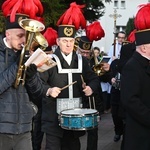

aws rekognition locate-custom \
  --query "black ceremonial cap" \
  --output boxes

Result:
[78,36,93,50]
[5,13,29,30]
[58,25,76,38]
[135,29,150,46]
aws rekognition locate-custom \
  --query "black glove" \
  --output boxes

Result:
[26,64,37,80]
[16,51,30,66]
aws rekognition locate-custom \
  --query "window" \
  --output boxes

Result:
[114,0,118,8]
[121,1,126,9]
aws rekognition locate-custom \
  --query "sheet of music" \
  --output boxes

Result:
[25,48,57,72]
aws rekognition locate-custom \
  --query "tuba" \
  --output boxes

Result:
[14,19,47,88]
[92,52,106,76]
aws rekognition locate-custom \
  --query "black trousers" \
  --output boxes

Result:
[111,88,124,135]
[111,105,124,135]
[45,130,81,150]
[32,109,44,150]
[87,128,98,150]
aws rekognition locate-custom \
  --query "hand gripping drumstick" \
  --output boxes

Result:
[80,75,92,108]
[61,81,77,91]
[80,75,86,89]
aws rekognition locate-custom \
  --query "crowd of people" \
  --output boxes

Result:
[1,0,150,150]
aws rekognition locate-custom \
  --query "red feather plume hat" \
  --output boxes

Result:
[86,21,105,42]
[134,3,150,30]
[43,28,58,47]
[2,0,44,22]
[127,29,136,43]
[56,2,86,30]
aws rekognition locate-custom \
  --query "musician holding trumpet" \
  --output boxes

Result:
[0,0,45,149]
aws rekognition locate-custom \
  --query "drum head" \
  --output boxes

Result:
[61,108,97,115]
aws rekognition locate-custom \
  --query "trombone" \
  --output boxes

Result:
[14,19,48,88]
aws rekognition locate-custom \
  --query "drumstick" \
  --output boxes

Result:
[89,97,92,109]
[61,81,77,91]
[92,96,96,109]
[80,75,86,89]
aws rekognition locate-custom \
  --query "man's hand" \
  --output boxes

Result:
[111,77,116,84]
[46,87,61,98]
[83,86,93,96]
[102,63,110,71]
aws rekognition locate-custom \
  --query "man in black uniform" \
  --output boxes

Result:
[40,25,100,150]
[121,28,150,150]
[77,36,103,150]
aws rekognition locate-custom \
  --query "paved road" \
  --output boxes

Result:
[80,112,122,150]
[41,112,122,150]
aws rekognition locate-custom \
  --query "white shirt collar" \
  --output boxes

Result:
[3,37,11,48]
[61,51,73,65]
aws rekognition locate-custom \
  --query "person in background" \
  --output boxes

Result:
[118,29,136,73]
[107,31,126,142]
[77,36,104,150]
[93,47,111,114]
[31,47,53,150]
[109,58,124,142]
[31,27,58,150]
[92,46,111,114]
[108,31,126,61]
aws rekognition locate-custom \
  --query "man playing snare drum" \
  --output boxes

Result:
[40,24,100,150]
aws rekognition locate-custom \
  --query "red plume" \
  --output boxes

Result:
[134,3,150,30]
[56,2,86,30]
[127,29,136,43]
[43,28,58,46]
[86,21,105,41]
[2,0,43,22]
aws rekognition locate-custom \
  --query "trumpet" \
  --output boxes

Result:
[14,19,47,88]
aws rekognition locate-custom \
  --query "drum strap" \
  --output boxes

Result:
[52,54,82,99]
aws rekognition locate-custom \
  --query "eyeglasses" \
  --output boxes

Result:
[118,36,125,39]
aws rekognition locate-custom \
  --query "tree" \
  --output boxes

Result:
[0,0,112,31]
[125,17,135,37]
[41,0,65,29]
[41,0,112,26]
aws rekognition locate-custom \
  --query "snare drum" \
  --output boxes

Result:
[59,108,100,130]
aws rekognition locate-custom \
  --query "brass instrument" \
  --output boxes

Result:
[14,19,47,88]
[92,52,106,76]
[31,32,48,51]
[122,40,130,45]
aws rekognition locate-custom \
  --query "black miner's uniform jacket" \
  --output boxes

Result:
[83,57,104,114]
[40,48,100,137]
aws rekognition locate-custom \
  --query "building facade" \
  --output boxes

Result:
[93,0,149,53]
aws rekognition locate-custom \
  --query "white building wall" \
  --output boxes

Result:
[93,0,149,53]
